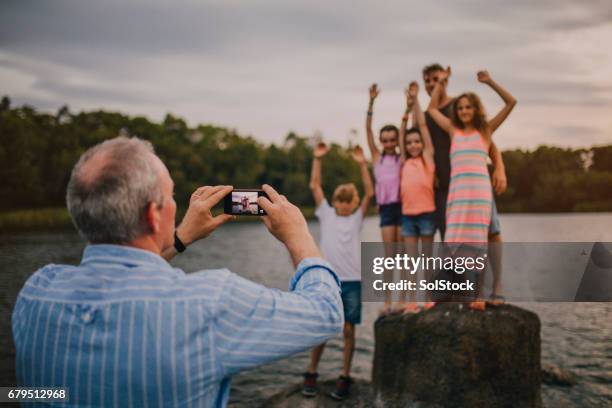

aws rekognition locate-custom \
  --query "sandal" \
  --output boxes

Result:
[402,302,421,314]
[379,302,393,316]
[488,294,506,306]
[468,299,486,311]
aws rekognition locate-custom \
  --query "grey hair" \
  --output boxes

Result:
[66,136,164,244]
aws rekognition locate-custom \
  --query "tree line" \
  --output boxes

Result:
[1,96,611,213]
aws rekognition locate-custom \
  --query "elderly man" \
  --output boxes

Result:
[12,136,343,407]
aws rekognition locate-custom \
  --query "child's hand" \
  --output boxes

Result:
[492,166,507,195]
[351,145,367,164]
[314,142,330,158]
[408,81,419,97]
[405,81,419,107]
[477,70,492,84]
[369,83,379,100]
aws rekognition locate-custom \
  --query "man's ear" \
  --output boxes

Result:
[145,201,162,234]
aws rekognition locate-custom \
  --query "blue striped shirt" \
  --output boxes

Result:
[12,244,343,407]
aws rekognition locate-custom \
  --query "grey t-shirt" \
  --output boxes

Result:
[425,99,453,191]
[315,199,364,282]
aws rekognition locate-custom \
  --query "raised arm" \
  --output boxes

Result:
[366,84,380,162]
[399,83,416,164]
[309,142,329,208]
[477,70,517,134]
[489,142,507,195]
[411,82,435,167]
[427,67,453,134]
[352,145,374,215]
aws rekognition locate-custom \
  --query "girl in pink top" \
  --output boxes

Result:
[398,82,437,313]
[366,84,403,315]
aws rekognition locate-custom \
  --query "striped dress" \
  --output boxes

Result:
[445,129,492,243]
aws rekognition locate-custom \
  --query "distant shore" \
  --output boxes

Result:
[1,207,611,232]
[0,207,317,232]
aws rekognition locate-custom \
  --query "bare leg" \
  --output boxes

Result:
[488,233,504,304]
[421,235,436,309]
[402,236,419,313]
[469,272,486,310]
[308,343,326,374]
[380,226,399,314]
[341,323,355,377]
[468,243,487,311]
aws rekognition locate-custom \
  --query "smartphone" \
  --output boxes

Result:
[224,189,268,216]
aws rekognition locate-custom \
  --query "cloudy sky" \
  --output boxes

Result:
[1,0,611,151]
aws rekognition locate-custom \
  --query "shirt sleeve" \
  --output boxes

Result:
[355,207,365,230]
[212,258,343,377]
[314,199,331,220]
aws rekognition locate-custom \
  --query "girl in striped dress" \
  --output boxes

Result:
[427,67,517,310]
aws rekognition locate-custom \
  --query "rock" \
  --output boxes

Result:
[541,364,577,387]
[262,378,373,408]
[372,303,542,408]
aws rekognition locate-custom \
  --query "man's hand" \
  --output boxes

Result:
[369,83,379,101]
[314,142,330,159]
[477,70,492,84]
[176,185,234,245]
[439,66,452,83]
[492,167,507,195]
[351,145,367,165]
[257,184,320,265]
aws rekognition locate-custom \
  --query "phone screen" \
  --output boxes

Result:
[224,189,267,216]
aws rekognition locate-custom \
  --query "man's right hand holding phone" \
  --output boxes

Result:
[257,184,321,266]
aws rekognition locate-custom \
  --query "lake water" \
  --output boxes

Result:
[1,213,611,406]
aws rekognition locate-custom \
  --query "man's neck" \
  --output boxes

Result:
[437,91,453,109]
[127,236,162,255]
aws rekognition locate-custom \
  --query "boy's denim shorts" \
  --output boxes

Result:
[340,281,362,325]
[401,211,436,237]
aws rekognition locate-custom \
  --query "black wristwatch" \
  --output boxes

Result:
[174,231,187,253]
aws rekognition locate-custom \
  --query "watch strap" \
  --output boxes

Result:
[174,231,187,253]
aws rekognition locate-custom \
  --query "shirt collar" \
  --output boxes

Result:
[81,244,174,271]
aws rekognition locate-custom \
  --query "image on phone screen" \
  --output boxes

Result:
[224,189,267,215]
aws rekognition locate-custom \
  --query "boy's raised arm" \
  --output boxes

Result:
[478,70,517,134]
[309,142,329,208]
[352,145,374,216]
[366,84,380,163]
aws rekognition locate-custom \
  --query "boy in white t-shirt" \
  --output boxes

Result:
[302,142,374,400]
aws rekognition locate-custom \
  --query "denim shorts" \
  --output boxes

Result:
[379,202,402,227]
[340,281,362,325]
[401,211,436,237]
[489,197,501,235]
